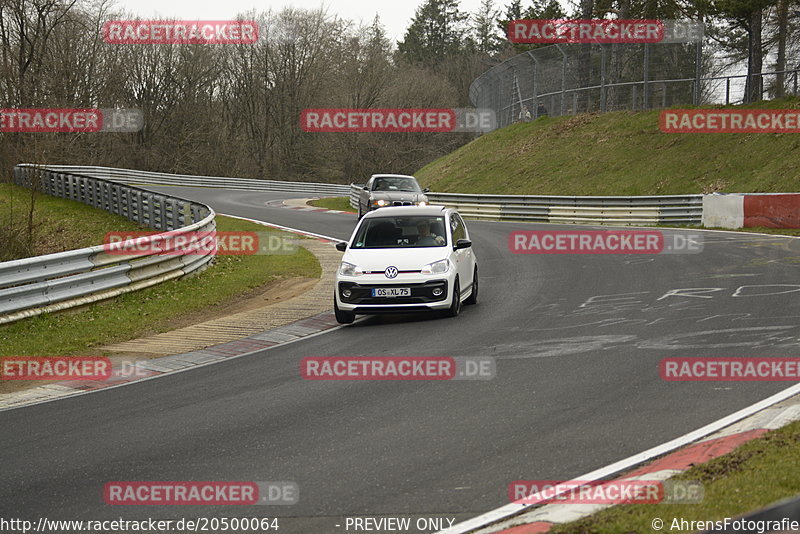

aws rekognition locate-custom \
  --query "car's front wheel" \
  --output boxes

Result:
[334,298,355,324]
[445,277,461,317]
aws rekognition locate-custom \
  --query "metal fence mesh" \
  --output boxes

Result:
[471,42,798,128]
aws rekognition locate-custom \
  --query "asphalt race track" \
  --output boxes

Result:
[2,186,800,533]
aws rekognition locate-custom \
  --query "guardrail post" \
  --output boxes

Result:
[166,199,177,230]
[156,195,166,230]
[55,172,64,198]
[89,178,98,208]
[66,174,75,200]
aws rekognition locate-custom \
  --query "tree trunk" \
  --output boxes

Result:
[775,0,787,98]
[744,8,763,103]
[577,0,594,112]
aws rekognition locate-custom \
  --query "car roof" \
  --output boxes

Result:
[362,205,450,218]
[369,174,416,180]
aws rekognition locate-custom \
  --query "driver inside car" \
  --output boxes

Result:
[416,219,445,246]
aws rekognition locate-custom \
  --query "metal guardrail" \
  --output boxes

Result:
[0,165,216,325]
[41,165,351,196]
[42,166,700,226]
[349,184,702,225]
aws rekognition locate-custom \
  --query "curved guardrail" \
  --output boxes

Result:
[40,165,351,196]
[0,165,216,325]
[40,166,702,226]
[349,184,703,225]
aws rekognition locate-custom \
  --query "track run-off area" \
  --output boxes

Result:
[1,185,799,534]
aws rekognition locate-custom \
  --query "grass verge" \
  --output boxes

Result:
[308,196,353,212]
[416,97,800,196]
[550,421,800,534]
[0,182,147,261]
[0,215,320,358]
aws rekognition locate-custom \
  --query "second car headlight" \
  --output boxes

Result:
[373,199,388,207]
[339,262,364,276]
[421,259,449,275]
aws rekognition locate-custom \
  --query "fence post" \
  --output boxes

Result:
[600,45,607,112]
[557,44,567,116]
[726,78,730,105]
[694,40,702,105]
[527,51,540,119]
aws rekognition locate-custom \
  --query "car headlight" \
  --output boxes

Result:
[373,199,388,207]
[421,259,449,275]
[417,201,427,206]
[339,262,364,276]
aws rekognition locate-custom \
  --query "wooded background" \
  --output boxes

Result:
[0,0,797,184]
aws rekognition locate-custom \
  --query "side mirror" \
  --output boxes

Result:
[423,187,430,193]
[335,242,348,252]
[363,186,369,191]
[455,239,472,250]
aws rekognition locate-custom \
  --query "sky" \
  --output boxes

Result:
[115,0,489,43]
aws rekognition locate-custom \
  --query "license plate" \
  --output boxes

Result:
[372,287,411,297]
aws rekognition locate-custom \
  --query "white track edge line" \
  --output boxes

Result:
[0,213,353,414]
[438,382,800,534]
[0,322,349,414]
[220,212,344,243]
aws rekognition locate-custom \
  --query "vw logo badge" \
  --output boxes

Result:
[384,266,399,279]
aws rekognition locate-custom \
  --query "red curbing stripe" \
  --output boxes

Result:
[624,429,768,478]
[743,194,800,228]
[496,522,553,533]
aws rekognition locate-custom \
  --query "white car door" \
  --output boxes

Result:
[449,213,473,293]
[456,214,476,287]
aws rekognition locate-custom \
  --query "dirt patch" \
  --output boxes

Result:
[0,276,317,395]
[160,275,318,331]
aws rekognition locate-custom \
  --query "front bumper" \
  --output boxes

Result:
[336,277,451,314]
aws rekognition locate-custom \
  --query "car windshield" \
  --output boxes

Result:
[351,216,447,248]
[371,176,421,192]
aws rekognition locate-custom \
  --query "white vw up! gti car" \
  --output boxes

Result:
[334,206,478,324]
